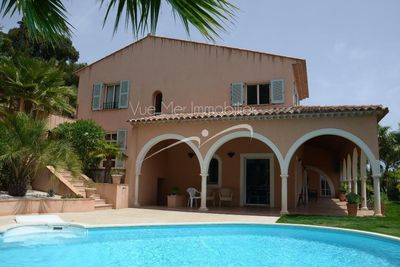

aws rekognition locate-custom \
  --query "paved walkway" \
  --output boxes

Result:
[0,208,279,232]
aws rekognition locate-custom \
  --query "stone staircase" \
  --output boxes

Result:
[56,169,113,210]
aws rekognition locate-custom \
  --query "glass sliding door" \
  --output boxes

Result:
[245,158,270,205]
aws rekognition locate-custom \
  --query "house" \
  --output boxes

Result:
[75,35,388,215]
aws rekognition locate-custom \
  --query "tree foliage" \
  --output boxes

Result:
[378,125,400,200]
[52,120,106,174]
[0,56,76,117]
[0,113,81,196]
[90,141,127,183]
[0,22,85,88]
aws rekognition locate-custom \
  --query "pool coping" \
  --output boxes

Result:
[1,221,400,243]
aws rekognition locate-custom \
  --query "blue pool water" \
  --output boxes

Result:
[0,224,399,267]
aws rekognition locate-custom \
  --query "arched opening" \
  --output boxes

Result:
[135,135,203,207]
[203,133,284,209]
[286,133,376,215]
[304,165,335,197]
[153,91,163,114]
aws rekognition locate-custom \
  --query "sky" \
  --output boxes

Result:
[2,0,399,128]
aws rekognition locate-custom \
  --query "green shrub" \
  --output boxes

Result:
[339,181,347,193]
[346,193,361,204]
[52,120,105,173]
[0,113,81,196]
[61,194,83,199]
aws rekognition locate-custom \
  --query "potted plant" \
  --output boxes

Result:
[111,168,124,184]
[367,193,386,215]
[84,180,97,198]
[346,192,361,216]
[339,181,347,202]
[167,186,185,208]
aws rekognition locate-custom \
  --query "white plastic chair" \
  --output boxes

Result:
[186,187,201,208]
[219,188,233,207]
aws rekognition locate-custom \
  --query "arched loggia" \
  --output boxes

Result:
[134,134,204,207]
[283,128,382,215]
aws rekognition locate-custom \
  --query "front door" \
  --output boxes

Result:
[245,158,270,205]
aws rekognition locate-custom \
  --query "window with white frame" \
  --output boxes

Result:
[207,156,222,187]
[102,133,117,168]
[100,130,127,169]
[103,84,120,110]
[246,83,270,105]
[320,175,332,197]
[91,80,130,111]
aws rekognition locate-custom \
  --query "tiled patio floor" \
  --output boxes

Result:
[144,198,374,217]
[0,208,279,232]
[0,198,375,232]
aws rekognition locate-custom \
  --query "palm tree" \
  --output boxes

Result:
[91,141,127,183]
[0,56,76,118]
[0,112,81,196]
[0,0,236,42]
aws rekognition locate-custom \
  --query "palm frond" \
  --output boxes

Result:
[100,0,237,41]
[0,0,72,42]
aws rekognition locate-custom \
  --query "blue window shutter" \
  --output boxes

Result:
[119,80,130,108]
[271,79,285,104]
[92,83,102,110]
[231,82,244,106]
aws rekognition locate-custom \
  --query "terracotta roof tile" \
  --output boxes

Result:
[128,105,388,124]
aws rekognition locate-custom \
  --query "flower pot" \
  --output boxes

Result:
[347,203,358,216]
[167,195,185,208]
[85,188,97,198]
[339,192,346,202]
[111,174,123,184]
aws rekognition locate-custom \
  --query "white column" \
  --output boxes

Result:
[199,173,208,211]
[352,148,358,194]
[281,174,289,215]
[134,173,141,207]
[342,158,347,182]
[360,151,368,210]
[373,174,382,216]
[303,170,308,204]
[347,154,352,193]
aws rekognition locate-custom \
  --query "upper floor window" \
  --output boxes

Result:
[91,80,130,111]
[246,84,270,105]
[153,91,163,114]
[231,80,284,107]
[104,84,120,109]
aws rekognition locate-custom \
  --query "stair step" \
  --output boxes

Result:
[95,203,113,210]
[95,199,106,204]
[91,194,100,198]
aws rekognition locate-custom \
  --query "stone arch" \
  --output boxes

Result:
[134,133,204,206]
[135,133,204,175]
[284,128,380,176]
[202,131,285,174]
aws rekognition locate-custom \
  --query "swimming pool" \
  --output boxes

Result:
[0,224,399,266]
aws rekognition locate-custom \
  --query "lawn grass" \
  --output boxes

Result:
[277,201,400,237]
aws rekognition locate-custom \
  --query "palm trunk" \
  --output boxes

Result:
[104,157,113,183]
[19,98,25,112]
